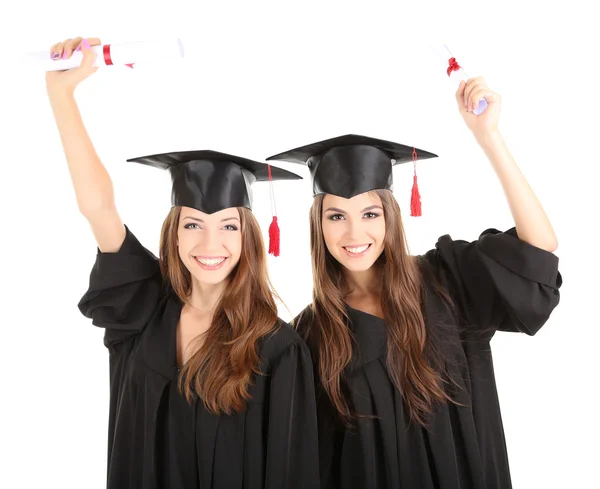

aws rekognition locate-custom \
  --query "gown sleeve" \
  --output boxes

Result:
[264,340,321,489]
[423,227,562,338]
[77,225,164,348]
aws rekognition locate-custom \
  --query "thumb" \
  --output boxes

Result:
[79,39,98,73]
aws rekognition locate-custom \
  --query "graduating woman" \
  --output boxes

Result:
[46,36,320,489]
[266,78,562,488]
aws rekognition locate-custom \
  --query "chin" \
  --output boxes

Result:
[192,271,231,286]
[337,257,379,272]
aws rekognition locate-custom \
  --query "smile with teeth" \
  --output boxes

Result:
[196,257,226,265]
[343,244,372,255]
[194,256,228,270]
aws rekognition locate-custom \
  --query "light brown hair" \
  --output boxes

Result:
[159,206,281,414]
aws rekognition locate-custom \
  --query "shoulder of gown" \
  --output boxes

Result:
[419,226,562,338]
[77,224,166,348]
[258,318,313,370]
[290,305,315,339]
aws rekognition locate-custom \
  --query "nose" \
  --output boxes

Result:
[199,228,222,254]
[344,217,363,241]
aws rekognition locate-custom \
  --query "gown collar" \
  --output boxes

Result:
[345,305,387,370]
[139,293,183,381]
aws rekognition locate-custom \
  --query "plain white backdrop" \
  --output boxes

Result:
[1,1,598,488]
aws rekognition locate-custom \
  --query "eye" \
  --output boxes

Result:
[363,212,380,219]
[223,224,239,231]
[327,214,345,221]
[184,222,200,229]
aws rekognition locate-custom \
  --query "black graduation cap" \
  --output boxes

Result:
[266,134,438,216]
[126,149,302,255]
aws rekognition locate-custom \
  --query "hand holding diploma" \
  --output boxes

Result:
[45,37,102,96]
[455,77,501,142]
[26,36,184,72]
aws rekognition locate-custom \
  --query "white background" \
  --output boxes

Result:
[1,1,598,488]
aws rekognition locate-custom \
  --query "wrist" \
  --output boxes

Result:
[474,129,503,149]
[47,87,76,105]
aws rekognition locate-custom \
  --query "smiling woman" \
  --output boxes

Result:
[45,34,320,489]
[267,129,562,489]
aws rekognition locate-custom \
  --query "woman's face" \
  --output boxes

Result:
[321,192,386,273]
[177,206,242,286]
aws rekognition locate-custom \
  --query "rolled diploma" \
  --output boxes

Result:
[429,44,488,116]
[22,38,185,71]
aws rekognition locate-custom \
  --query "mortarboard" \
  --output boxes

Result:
[265,134,438,216]
[126,150,302,255]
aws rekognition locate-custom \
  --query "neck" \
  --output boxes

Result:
[344,267,380,297]
[187,279,227,312]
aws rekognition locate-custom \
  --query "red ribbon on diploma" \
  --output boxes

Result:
[446,57,461,76]
[103,44,113,65]
[103,44,135,69]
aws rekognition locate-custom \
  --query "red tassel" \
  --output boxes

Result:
[268,216,280,257]
[410,174,421,217]
[410,147,421,217]
[266,162,280,256]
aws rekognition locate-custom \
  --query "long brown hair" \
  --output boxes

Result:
[300,189,459,427]
[159,206,281,415]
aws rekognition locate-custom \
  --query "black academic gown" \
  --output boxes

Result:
[78,225,321,489]
[295,227,562,489]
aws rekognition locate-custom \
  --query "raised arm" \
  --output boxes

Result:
[456,78,558,253]
[46,36,125,252]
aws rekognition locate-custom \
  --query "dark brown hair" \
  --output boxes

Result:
[159,206,281,414]
[300,189,460,427]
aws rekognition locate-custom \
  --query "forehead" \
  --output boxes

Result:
[322,191,382,210]
[179,206,240,220]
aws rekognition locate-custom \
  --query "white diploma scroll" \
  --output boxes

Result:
[22,38,185,71]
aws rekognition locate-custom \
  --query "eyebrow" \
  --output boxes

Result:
[183,216,241,223]
[324,205,383,214]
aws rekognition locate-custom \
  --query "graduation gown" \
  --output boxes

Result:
[78,225,321,489]
[295,227,562,489]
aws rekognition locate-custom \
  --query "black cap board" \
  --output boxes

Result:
[127,149,302,215]
[266,134,437,200]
